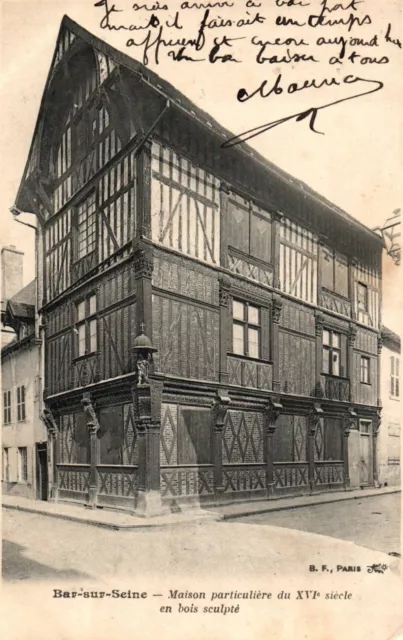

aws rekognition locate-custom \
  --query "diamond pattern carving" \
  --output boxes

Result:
[160,404,177,465]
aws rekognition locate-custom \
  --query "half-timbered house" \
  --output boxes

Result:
[12,17,384,515]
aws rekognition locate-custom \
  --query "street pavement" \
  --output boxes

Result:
[2,496,403,640]
[2,493,401,581]
[234,492,401,555]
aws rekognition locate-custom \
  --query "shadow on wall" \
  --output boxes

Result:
[2,539,93,582]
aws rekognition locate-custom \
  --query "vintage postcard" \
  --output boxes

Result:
[0,0,402,638]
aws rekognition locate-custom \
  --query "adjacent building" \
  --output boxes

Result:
[1,279,47,499]
[378,326,400,487]
[1,246,25,347]
[10,17,385,515]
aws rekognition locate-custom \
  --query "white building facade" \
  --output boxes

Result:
[378,326,400,486]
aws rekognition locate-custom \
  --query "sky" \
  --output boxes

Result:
[0,0,401,331]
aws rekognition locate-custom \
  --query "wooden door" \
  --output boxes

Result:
[36,444,48,501]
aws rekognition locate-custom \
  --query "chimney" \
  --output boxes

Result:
[1,245,24,304]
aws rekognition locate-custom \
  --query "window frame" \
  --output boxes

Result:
[3,390,11,425]
[232,299,261,360]
[322,329,343,377]
[16,385,26,422]
[321,247,349,298]
[75,190,97,262]
[228,199,272,265]
[390,356,400,398]
[360,356,371,385]
[74,293,98,359]
[357,282,369,313]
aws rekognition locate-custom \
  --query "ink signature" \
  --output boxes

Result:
[221,74,384,148]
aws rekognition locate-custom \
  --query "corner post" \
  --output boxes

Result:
[376,335,383,407]
[131,332,164,517]
[372,409,382,487]
[218,276,231,384]
[348,324,357,402]
[82,393,100,508]
[308,403,323,492]
[271,296,282,394]
[314,313,325,398]
[41,408,59,502]
[265,397,283,497]
[133,243,154,338]
[212,390,231,498]
[343,407,357,489]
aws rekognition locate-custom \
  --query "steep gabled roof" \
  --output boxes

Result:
[10,279,36,306]
[3,279,36,326]
[15,15,383,249]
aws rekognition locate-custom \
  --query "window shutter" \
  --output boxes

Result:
[261,306,271,361]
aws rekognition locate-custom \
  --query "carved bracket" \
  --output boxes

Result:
[373,409,382,437]
[265,396,283,435]
[81,393,100,435]
[308,403,324,436]
[218,275,231,308]
[133,247,153,279]
[212,390,231,429]
[40,408,58,439]
[272,296,283,325]
[343,406,358,437]
[377,335,383,355]
[315,312,325,337]
[349,324,357,347]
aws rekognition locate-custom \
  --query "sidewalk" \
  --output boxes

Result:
[2,485,400,531]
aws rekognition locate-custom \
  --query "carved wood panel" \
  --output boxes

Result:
[160,467,214,497]
[153,295,219,380]
[222,466,265,493]
[223,410,264,464]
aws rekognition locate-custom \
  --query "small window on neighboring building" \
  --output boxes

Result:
[359,420,371,435]
[76,192,97,260]
[232,300,261,359]
[75,294,97,357]
[391,356,400,398]
[360,357,370,384]
[3,391,11,425]
[18,447,28,483]
[357,282,368,313]
[17,386,26,421]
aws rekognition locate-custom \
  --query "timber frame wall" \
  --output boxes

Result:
[15,17,384,513]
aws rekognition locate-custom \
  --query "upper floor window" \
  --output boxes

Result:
[360,356,370,384]
[391,356,400,398]
[76,192,97,260]
[75,294,97,357]
[3,391,11,425]
[321,248,349,298]
[357,282,368,313]
[228,199,272,263]
[322,329,342,377]
[17,386,26,422]
[18,447,28,483]
[232,300,261,359]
